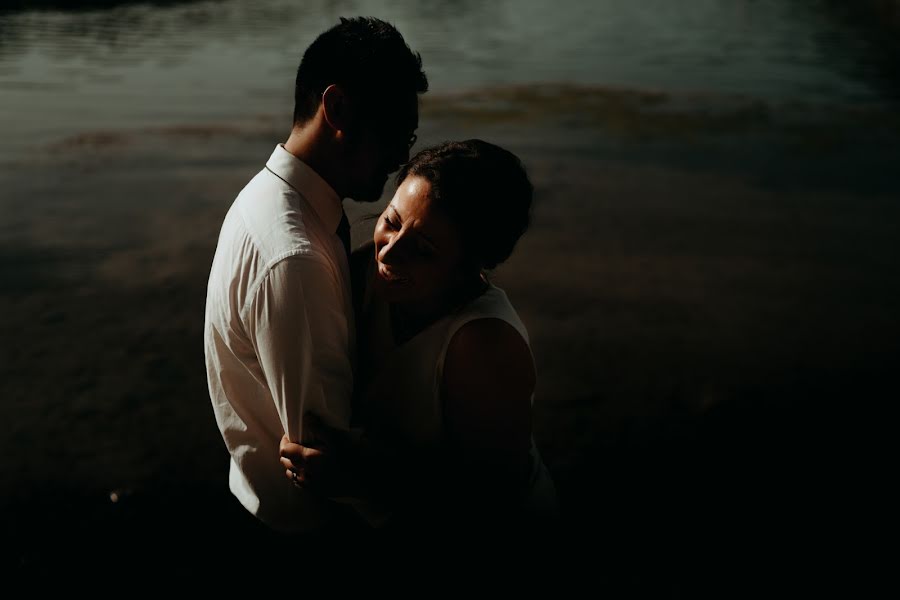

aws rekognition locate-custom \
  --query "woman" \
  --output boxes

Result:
[280,139,557,533]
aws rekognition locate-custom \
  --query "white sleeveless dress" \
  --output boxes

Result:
[353,263,558,525]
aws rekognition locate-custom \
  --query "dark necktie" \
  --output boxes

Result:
[338,211,360,319]
[337,212,351,260]
[338,211,362,377]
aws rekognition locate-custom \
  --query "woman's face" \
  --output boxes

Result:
[373,176,466,306]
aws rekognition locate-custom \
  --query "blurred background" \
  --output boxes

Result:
[2,0,898,586]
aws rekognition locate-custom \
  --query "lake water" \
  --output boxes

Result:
[1,0,898,164]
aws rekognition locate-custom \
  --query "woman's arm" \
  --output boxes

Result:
[440,318,535,502]
[279,417,366,499]
[278,414,421,505]
[278,317,537,525]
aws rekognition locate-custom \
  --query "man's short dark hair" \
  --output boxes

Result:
[293,17,428,125]
[397,140,534,271]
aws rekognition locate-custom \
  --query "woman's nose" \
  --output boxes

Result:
[379,235,404,265]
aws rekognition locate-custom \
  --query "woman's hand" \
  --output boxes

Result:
[279,413,357,498]
[279,434,326,490]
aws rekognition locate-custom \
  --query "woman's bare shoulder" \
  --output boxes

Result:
[445,318,534,382]
[443,317,536,414]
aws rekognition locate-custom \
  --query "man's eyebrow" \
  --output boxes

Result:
[390,206,438,250]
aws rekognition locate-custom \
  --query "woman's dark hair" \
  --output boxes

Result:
[294,17,428,125]
[397,140,534,270]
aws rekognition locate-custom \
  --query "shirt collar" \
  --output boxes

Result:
[265,144,343,234]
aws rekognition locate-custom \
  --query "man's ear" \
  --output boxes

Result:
[321,84,354,134]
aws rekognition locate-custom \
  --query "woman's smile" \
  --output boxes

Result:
[377,261,410,284]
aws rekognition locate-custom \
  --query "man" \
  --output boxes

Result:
[205,17,427,533]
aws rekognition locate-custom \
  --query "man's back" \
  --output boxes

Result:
[205,145,354,532]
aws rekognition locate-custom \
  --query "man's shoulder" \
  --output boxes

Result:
[235,165,298,214]
[231,167,331,263]
[239,163,285,194]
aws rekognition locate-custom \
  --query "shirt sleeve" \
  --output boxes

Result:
[245,255,353,443]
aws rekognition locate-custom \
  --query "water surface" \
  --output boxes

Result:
[1,0,897,164]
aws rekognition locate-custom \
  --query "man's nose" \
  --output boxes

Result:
[394,147,410,169]
[397,137,413,165]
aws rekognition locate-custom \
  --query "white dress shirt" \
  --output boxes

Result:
[204,144,355,532]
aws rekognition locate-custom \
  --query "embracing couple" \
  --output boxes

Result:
[205,17,557,539]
